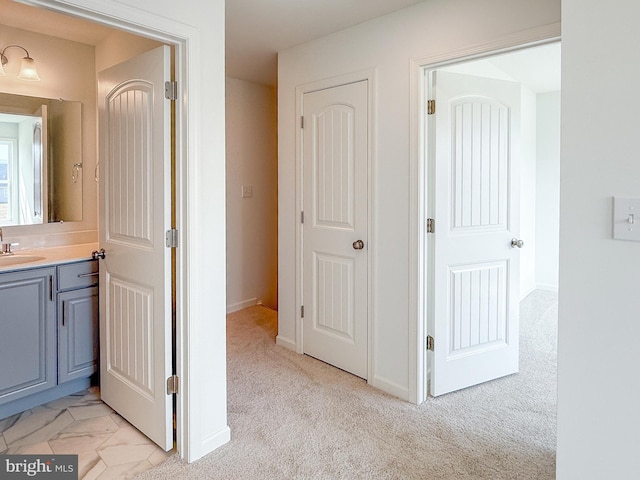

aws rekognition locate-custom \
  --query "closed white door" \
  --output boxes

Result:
[97,46,173,449]
[302,81,368,379]
[429,71,522,396]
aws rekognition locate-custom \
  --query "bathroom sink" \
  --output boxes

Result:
[0,254,46,266]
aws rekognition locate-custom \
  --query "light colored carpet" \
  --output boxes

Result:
[136,290,557,479]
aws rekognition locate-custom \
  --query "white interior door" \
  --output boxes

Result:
[302,81,368,379]
[429,71,522,396]
[97,46,173,449]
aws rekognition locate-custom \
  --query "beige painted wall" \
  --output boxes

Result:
[0,24,162,249]
[225,77,278,312]
[95,30,162,73]
[0,24,97,248]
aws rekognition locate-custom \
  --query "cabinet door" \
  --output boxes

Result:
[0,268,56,404]
[58,286,98,383]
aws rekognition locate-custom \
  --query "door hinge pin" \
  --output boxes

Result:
[301,305,304,318]
[427,99,435,115]
[166,229,179,248]
[165,81,178,101]
[301,116,304,129]
[301,211,304,224]
[427,218,435,233]
[426,335,434,351]
[167,375,179,395]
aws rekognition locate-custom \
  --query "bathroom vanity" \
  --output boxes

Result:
[0,245,99,419]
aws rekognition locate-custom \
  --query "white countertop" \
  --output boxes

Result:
[0,243,99,272]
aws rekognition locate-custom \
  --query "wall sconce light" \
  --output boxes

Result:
[0,45,41,81]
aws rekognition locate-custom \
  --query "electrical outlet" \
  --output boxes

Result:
[242,185,253,198]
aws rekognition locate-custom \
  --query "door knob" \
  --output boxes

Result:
[510,238,524,249]
[352,240,365,250]
[92,248,106,260]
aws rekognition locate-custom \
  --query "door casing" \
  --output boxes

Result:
[409,26,561,405]
[20,0,221,462]
[294,69,376,383]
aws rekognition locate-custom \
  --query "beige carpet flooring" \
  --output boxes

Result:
[136,290,557,479]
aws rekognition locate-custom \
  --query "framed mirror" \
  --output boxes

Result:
[0,92,83,226]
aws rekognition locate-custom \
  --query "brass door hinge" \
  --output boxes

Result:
[426,335,434,351]
[427,218,435,233]
[427,99,435,115]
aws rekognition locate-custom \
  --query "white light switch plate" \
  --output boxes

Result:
[242,185,253,198]
[613,197,640,242]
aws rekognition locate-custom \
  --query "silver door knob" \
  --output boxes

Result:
[352,240,365,250]
[92,248,106,260]
[511,238,524,248]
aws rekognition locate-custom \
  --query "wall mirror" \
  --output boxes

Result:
[0,92,83,226]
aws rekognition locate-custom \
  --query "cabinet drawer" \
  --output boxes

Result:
[57,260,99,291]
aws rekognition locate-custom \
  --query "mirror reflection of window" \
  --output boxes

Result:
[0,93,83,226]
[0,139,16,224]
[0,112,45,226]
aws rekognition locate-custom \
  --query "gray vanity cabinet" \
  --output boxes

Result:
[57,260,99,383]
[0,267,56,405]
[0,258,99,419]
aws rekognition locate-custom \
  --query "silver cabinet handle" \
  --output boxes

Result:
[352,240,365,250]
[77,272,99,278]
[511,238,524,248]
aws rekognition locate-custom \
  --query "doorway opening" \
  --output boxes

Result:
[420,41,561,399]
[0,0,193,474]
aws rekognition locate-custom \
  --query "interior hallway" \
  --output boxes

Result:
[138,290,557,479]
[1,289,558,479]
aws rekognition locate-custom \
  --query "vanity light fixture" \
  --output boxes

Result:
[0,45,41,81]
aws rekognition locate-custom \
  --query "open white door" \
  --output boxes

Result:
[97,46,173,449]
[302,81,369,379]
[429,71,522,396]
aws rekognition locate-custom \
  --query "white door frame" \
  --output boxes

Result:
[408,24,561,404]
[294,69,376,382]
[21,0,215,461]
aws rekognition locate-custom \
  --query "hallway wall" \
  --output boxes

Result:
[557,0,640,477]
[226,77,278,312]
[277,0,560,399]
[535,91,560,290]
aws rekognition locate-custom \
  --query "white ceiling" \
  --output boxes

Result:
[226,0,427,85]
[0,0,560,90]
[443,43,561,93]
[1,0,426,86]
[488,43,561,93]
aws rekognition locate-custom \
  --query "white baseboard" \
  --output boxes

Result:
[536,283,559,293]
[226,297,258,314]
[370,375,410,401]
[186,425,231,463]
[275,335,296,351]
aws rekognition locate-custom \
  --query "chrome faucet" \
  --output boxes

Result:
[0,229,17,255]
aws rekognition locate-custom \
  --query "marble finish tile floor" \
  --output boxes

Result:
[0,388,174,479]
